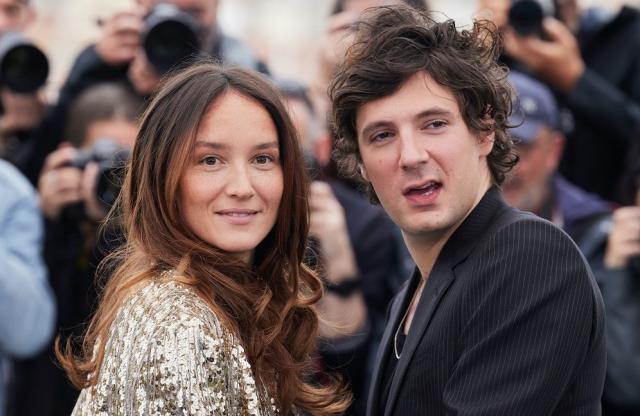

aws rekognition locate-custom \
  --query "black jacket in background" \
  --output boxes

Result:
[559,6,640,203]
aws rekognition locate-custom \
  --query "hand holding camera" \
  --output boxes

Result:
[96,4,201,73]
[38,139,128,221]
[604,205,640,269]
[503,16,585,92]
[38,144,83,220]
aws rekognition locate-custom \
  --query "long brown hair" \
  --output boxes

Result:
[57,63,350,415]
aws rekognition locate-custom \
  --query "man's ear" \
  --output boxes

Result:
[478,131,496,156]
[359,162,370,182]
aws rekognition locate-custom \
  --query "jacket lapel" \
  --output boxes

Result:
[367,270,422,416]
[383,262,456,416]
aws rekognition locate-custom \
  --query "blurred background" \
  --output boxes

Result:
[27,0,637,98]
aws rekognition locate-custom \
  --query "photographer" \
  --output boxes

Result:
[592,154,640,416]
[278,79,406,415]
[0,160,54,416]
[18,0,267,184]
[478,0,640,203]
[0,0,48,165]
[9,83,142,416]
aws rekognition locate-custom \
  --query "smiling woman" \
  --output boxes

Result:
[179,90,283,264]
[56,62,350,415]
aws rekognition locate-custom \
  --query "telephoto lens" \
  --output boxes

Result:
[0,32,48,93]
[142,3,201,74]
[508,0,556,37]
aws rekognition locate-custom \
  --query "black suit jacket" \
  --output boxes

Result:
[368,187,606,416]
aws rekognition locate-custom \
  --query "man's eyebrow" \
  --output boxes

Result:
[360,107,455,139]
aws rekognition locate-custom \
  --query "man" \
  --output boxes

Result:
[479,0,640,203]
[17,0,266,184]
[0,0,45,163]
[9,83,142,416]
[329,6,605,415]
[502,71,612,257]
[0,159,55,416]
[599,161,640,415]
[503,71,640,415]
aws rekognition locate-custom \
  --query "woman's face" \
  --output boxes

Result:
[178,90,284,263]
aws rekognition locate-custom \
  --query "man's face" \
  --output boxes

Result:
[83,117,139,151]
[503,127,563,213]
[139,0,218,32]
[355,71,494,243]
[0,0,32,33]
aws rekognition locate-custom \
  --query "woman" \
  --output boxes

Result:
[58,63,350,415]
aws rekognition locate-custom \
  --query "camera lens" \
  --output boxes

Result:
[143,4,200,74]
[509,0,555,37]
[0,33,48,93]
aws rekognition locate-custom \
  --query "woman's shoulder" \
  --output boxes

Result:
[116,273,223,335]
[72,273,271,415]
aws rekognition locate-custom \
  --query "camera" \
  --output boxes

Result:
[0,32,48,93]
[68,139,129,212]
[508,0,556,37]
[142,3,201,74]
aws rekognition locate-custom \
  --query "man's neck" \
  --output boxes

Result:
[403,226,456,279]
[403,182,492,278]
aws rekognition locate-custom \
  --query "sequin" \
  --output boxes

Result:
[72,274,278,415]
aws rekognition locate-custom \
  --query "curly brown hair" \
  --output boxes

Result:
[329,5,518,202]
[57,63,350,415]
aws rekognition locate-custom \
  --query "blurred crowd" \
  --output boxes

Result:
[0,0,639,415]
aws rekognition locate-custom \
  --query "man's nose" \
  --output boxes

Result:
[399,133,429,170]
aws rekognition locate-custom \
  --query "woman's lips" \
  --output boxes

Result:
[216,209,259,225]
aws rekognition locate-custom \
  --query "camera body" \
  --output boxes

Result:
[68,139,129,213]
[0,31,48,93]
[142,3,201,74]
[508,0,556,37]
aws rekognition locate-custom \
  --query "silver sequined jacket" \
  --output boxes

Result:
[72,277,277,415]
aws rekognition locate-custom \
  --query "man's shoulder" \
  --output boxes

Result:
[474,205,588,275]
[490,204,570,242]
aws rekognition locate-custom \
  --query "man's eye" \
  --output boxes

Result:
[426,120,448,129]
[371,131,393,143]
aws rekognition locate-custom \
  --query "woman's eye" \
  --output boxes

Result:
[202,156,218,166]
[255,155,274,165]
